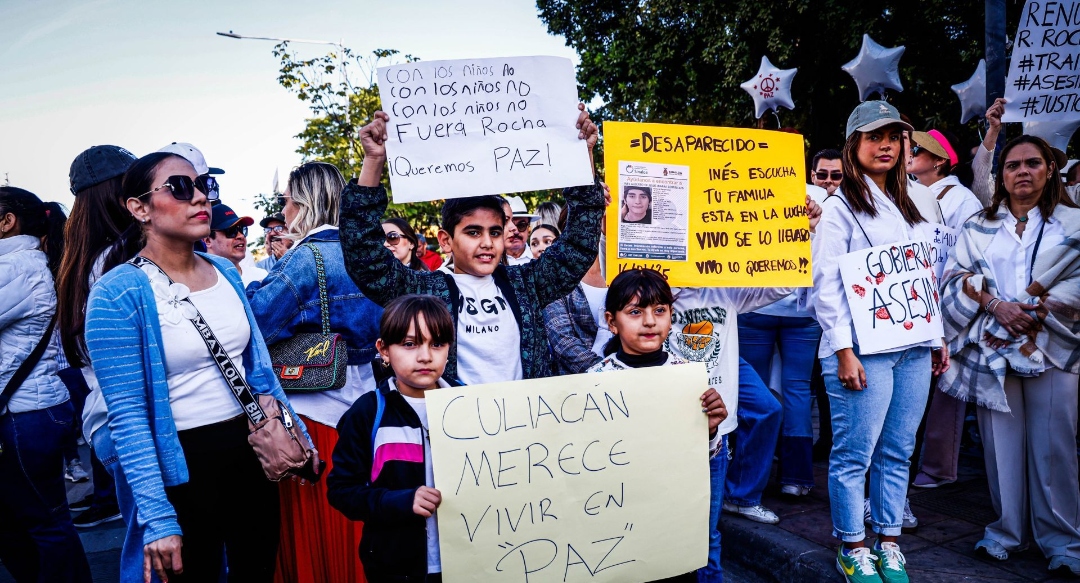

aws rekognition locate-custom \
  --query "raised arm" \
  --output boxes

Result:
[521,104,605,308]
[339,112,448,306]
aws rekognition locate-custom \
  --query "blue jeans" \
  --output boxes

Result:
[698,435,730,583]
[738,313,820,488]
[725,358,782,506]
[822,346,930,542]
[0,401,92,582]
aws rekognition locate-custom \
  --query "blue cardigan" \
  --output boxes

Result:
[85,253,310,543]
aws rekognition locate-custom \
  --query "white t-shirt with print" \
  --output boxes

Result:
[451,273,522,385]
[665,287,791,436]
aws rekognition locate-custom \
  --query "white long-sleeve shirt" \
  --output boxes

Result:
[926,175,984,231]
[810,176,938,358]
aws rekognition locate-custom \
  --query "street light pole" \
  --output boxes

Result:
[216,30,347,86]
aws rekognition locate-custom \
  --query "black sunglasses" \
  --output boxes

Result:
[264,225,287,234]
[134,175,219,202]
[815,171,843,181]
[385,231,404,245]
[214,224,248,239]
[276,194,291,207]
[910,145,923,157]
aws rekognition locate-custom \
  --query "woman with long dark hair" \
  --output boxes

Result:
[54,145,139,528]
[85,152,312,582]
[382,216,428,271]
[939,135,1080,574]
[0,186,92,583]
[811,101,948,582]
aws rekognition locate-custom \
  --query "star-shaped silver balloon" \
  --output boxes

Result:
[1023,119,1080,152]
[739,56,798,119]
[842,34,905,101]
[951,59,986,124]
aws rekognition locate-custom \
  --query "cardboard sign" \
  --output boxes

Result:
[376,56,594,202]
[1003,0,1080,122]
[917,222,960,282]
[603,121,812,287]
[838,239,945,354]
[428,365,711,583]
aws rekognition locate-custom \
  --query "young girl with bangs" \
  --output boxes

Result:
[587,268,728,582]
[328,295,460,583]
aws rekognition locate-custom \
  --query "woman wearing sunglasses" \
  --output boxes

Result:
[381,217,428,271]
[84,152,312,583]
[247,161,383,583]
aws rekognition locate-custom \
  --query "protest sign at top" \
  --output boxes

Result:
[428,365,711,583]
[603,121,812,287]
[838,239,945,355]
[376,56,595,202]
[1003,1,1080,122]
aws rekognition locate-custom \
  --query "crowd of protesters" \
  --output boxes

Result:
[1,94,1079,583]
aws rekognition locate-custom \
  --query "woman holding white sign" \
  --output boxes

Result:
[811,100,949,583]
[938,135,1080,576]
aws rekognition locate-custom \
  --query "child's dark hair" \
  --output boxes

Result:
[603,269,675,355]
[441,196,506,235]
[379,294,455,346]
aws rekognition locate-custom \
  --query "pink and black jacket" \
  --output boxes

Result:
[327,376,459,581]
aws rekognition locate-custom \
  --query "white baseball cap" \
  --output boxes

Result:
[157,142,224,175]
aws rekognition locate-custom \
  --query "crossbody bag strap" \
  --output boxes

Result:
[306,244,331,335]
[1028,218,1048,286]
[825,193,874,247]
[0,314,57,414]
[371,388,386,460]
[128,256,269,427]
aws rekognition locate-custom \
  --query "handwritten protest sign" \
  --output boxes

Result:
[1003,0,1080,122]
[603,122,811,287]
[838,239,945,355]
[376,56,594,202]
[428,365,711,583]
[917,222,960,282]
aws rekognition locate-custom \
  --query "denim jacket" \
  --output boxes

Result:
[339,180,605,382]
[0,235,68,414]
[85,253,311,553]
[247,227,382,366]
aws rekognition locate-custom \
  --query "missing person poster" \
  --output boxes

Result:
[427,365,711,583]
[838,239,945,354]
[617,162,690,261]
[603,121,812,287]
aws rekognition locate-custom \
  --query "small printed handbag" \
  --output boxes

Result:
[268,243,349,392]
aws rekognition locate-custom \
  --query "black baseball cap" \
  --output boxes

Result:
[259,212,286,228]
[69,145,137,194]
[210,203,254,231]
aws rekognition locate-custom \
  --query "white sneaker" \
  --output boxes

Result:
[1049,555,1080,575]
[902,498,918,529]
[65,459,89,483]
[722,502,780,524]
[975,539,1009,561]
[780,484,811,497]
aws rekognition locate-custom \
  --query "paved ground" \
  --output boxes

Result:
[4,428,1077,583]
[721,456,1079,582]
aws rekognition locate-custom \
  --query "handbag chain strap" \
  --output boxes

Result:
[307,243,331,336]
[128,255,270,427]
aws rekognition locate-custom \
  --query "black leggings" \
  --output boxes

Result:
[165,416,279,583]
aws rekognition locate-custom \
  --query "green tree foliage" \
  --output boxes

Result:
[274,43,562,235]
[538,0,1023,163]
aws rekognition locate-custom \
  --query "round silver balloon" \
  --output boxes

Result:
[739,56,797,119]
[951,60,986,124]
[841,34,905,101]
[1023,120,1080,152]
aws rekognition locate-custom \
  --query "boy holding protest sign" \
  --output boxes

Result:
[328,295,459,582]
[340,107,603,385]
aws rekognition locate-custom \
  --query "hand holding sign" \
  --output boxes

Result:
[358,111,391,187]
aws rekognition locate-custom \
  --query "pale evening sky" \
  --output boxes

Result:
[0,0,578,225]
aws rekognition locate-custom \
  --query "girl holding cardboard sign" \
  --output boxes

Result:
[810,101,949,583]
